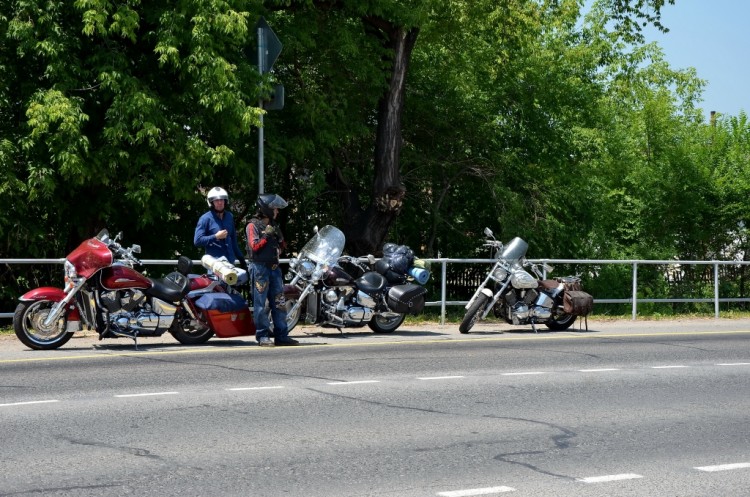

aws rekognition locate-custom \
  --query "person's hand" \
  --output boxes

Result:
[215,229,228,240]
[263,224,276,236]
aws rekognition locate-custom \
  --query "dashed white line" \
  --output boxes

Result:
[437,485,516,496]
[0,399,59,407]
[651,365,688,369]
[501,372,546,376]
[227,386,285,391]
[114,392,179,398]
[326,380,381,385]
[579,368,621,372]
[695,462,750,472]
[418,376,465,380]
[577,473,643,483]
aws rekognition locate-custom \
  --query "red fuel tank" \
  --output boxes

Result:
[100,265,151,290]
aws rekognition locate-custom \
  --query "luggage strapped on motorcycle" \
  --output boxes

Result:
[555,276,594,329]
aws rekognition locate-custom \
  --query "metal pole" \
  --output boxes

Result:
[257,26,265,195]
[441,260,447,325]
[714,262,720,318]
[632,262,638,320]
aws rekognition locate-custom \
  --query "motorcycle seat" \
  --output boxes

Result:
[539,279,560,290]
[356,271,387,294]
[146,272,190,302]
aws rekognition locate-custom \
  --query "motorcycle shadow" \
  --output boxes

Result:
[301,329,448,339]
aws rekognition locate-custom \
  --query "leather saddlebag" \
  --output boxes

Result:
[563,290,594,316]
[387,284,427,314]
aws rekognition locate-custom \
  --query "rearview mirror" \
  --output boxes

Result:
[483,227,494,238]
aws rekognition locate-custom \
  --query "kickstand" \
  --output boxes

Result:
[531,319,538,333]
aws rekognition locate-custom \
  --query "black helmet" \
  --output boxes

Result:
[256,193,288,218]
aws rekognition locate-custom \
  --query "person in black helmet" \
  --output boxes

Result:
[246,193,296,346]
[194,187,248,273]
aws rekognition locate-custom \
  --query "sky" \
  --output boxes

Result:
[635,0,748,120]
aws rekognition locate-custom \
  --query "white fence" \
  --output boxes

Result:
[2,257,750,324]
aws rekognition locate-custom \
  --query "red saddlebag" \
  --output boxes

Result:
[195,293,255,338]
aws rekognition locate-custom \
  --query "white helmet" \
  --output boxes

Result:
[206,186,229,207]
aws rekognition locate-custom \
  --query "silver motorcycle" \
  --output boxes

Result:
[460,228,591,333]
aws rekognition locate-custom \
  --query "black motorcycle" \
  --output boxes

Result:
[283,226,429,333]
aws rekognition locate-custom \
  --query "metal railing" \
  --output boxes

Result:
[3,257,750,324]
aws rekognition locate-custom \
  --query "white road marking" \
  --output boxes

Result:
[0,399,59,407]
[437,486,516,496]
[326,380,381,385]
[114,392,179,398]
[226,386,285,391]
[717,362,750,366]
[651,365,688,369]
[418,376,465,380]
[577,473,643,483]
[695,462,750,472]
[501,372,546,376]
[579,368,621,372]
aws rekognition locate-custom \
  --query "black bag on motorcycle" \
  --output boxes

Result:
[387,284,427,314]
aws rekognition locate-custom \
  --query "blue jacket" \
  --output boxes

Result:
[194,210,244,265]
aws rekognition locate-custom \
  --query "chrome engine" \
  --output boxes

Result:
[100,290,176,336]
[502,289,555,325]
[319,287,377,327]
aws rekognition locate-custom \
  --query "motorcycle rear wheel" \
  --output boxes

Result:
[459,294,489,334]
[368,314,405,333]
[169,307,214,344]
[13,300,74,350]
[545,312,577,331]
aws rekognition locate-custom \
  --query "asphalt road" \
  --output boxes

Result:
[1,318,750,496]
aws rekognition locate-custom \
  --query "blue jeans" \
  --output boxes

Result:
[252,263,289,341]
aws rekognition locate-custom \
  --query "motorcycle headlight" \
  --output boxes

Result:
[299,260,316,278]
[491,265,508,281]
[63,260,79,293]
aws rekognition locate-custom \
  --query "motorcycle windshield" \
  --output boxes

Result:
[500,237,528,263]
[298,225,346,266]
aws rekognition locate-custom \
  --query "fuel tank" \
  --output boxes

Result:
[100,265,151,290]
[323,265,355,287]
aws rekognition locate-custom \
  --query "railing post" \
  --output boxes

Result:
[632,262,638,320]
[441,259,447,326]
[714,262,720,319]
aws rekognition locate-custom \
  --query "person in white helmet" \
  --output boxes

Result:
[194,187,248,272]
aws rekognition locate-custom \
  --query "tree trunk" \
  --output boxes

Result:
[334,20,419,256]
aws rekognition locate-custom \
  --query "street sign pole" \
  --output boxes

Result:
[254,17,282,197]
[257,24,265,195]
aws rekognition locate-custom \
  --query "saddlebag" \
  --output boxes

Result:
[387,284,427,314]
[195,292,255,338]
[563,290,594,316]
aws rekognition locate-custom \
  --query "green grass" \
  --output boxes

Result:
[0,325,13,336]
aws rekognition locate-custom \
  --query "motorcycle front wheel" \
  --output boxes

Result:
[276,298,302,333]
[169,307,214,345]
[545,312,577,331]
[368,314,405,333]
[459,294,489,334]
[13,300,74,350]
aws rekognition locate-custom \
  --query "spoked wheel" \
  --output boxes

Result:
[459,294,489,334]
[368,314,406,333]
[13,300,74,350]
[545,312,577,331]
[268,297,302,335]
[169,307,214,344]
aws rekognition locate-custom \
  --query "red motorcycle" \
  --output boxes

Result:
[13,229,256,350]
